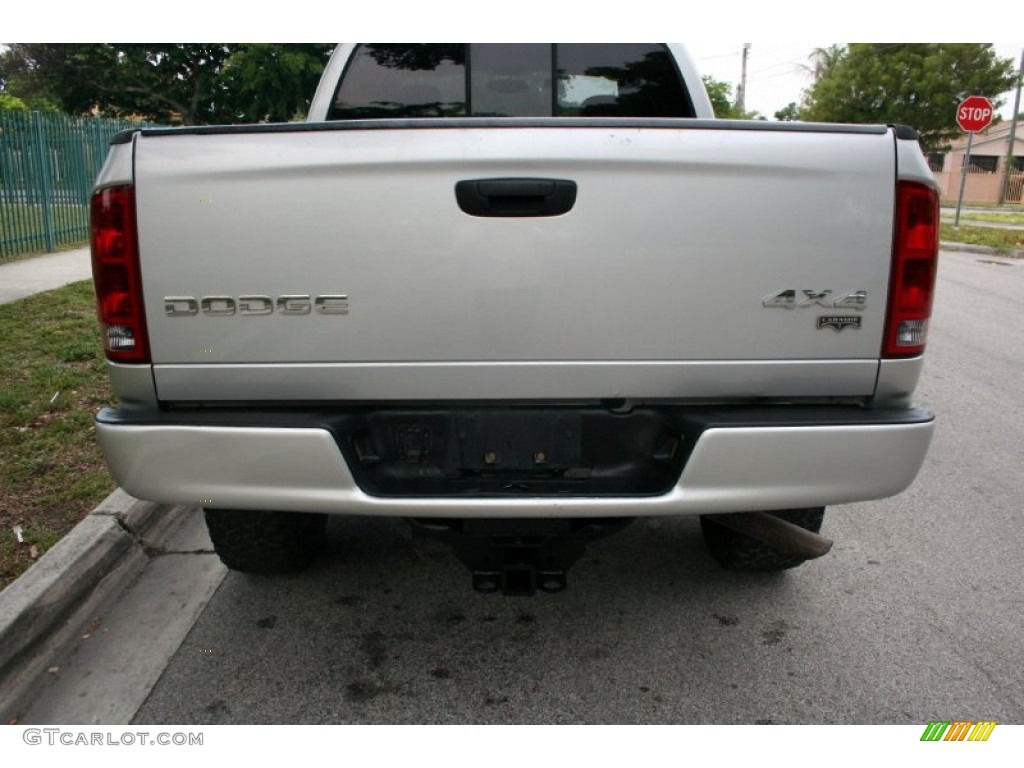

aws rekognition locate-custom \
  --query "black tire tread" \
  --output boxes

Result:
[203,508,327,574]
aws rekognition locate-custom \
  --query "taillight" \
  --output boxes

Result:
[90,185,150,363]
[883,181,939,358]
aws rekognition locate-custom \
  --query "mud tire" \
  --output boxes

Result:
[204,508,327,573]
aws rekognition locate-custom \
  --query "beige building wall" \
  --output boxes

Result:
[933,123,1024,203]
[933,169,1023,204]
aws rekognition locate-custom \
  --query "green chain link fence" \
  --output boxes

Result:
[0,110,158,260]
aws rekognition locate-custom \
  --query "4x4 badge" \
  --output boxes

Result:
[763,289,867,310]
[817,315,862,331]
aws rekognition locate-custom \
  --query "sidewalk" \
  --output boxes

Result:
[0,247,92,305]
[0,491,205,720]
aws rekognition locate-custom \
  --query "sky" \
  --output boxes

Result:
[689,42,1024,120]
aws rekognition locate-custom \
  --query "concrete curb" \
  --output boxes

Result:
[0,489,180,718]
[940,241,1024,258]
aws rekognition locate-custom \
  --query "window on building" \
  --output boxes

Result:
[927,154,945,172]
[962,155,998,173]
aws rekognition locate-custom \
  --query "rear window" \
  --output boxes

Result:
[329,44,694,120]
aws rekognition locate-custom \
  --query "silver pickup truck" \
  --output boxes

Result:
[89,44,937,594]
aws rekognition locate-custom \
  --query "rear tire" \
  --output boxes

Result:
[203,508,327,573]
[699,508,825,572]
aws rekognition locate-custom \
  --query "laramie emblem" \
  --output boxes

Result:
[817,315,862,331]
[165,295,349,317]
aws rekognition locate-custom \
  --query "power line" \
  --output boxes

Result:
[692,51,742,62]
[749,66,809,82]
[748,60,805,76]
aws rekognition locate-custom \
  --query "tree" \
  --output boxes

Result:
[0,93,27,110]
[803,45,846,83]
[774,102,800,121]
[702,75,761,119]
[0,44,229,125]
[0,43,334,125]
[221,44,335,122]
[801,44,1017,152]
[703,75,737,117]
[0,44,62,111]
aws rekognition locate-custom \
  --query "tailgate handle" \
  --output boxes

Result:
[455,178,577,217]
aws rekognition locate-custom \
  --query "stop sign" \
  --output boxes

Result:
[957,95,994,132]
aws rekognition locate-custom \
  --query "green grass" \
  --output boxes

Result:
[940,223,1024,254]
[941,201,1023,211]
[949,212,1024,226]
[0,280,117,589]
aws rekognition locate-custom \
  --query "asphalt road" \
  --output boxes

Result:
[27,250,1024,724]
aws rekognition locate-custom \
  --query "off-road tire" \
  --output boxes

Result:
[699,508,825,572]
[203,508,327,574]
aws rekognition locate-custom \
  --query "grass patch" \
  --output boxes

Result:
[940,223,1024,254]
[950,212,1024,226]
[940,201,1023,211]
[0,279,117,590]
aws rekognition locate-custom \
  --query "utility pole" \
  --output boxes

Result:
[736,43,751,115]
[998,48,1023,205]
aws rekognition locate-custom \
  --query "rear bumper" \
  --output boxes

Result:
[95,406,935,518]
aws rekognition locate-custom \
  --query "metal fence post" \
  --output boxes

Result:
[93,119,106,179]
[31,111,56,253]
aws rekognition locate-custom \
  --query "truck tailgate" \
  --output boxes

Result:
[132,123,896,401]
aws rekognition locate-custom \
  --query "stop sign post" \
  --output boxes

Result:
[954,95,995,226]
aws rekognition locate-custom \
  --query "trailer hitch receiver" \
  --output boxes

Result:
[410,517,632,596]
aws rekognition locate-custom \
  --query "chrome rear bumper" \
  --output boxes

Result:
[95,406,934,518]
